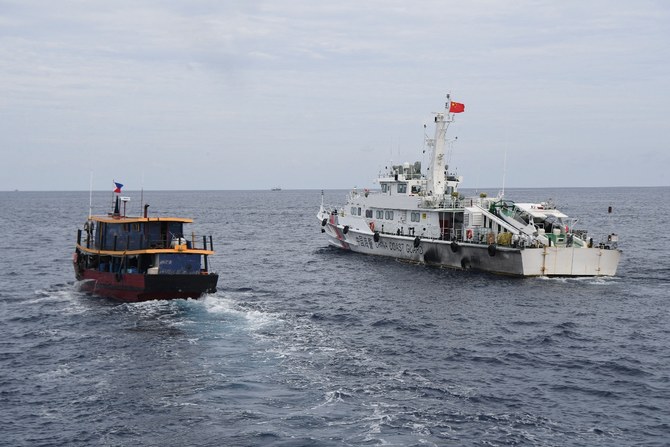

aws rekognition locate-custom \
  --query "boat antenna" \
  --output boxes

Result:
[501,149,507,198]
[140,170,145,218]
[88,171,93,219]
[501,120,509,198]
[421,123,428,177]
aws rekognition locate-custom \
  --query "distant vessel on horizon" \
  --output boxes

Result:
[271,186,282,191]
[318,95,621,277]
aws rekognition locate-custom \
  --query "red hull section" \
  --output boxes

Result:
[75,265,218,302]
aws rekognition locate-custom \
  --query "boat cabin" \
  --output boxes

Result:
[84,216,195,251]
[77,215,213,276]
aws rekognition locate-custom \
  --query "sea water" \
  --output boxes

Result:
[1,187,668,446]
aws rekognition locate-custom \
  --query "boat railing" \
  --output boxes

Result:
[77,230,215,252]
[146,233,215,251]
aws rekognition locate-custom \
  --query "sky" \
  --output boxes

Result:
[1,0,669,191]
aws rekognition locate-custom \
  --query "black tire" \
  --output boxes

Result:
[487,244,496,257]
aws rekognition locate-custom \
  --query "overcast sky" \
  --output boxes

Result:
[1,0,668,191]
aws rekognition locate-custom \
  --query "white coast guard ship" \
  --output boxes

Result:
[317,95,621,276]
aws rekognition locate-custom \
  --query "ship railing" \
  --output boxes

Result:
[421,196,485,209]
[320,203,341,216]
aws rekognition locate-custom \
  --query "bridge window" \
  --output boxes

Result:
[398,183,407,193]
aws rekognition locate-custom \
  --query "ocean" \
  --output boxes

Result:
[1,187,668,446]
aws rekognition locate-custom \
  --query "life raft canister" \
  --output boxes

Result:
[466,229,473,240]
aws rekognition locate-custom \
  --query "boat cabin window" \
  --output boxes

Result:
[411,185,421,194]
[385,210,394,220]
[376,210,383,219]
[365,209,373,218]
[397,183,407,194]
[381,183,389,193]
[411,212,420,222]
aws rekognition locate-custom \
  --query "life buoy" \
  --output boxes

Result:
[369,221,375,231]
[466,229,473,240]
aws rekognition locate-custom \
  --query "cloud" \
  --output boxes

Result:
[0,0,668,190]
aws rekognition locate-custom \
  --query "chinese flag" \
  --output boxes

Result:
[449,102,465,113]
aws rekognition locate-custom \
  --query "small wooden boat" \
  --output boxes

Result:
[74,195,218,301]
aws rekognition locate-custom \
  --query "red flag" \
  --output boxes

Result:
[449,102,465,113]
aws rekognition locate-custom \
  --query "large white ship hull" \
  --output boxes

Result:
[321,220,620,277]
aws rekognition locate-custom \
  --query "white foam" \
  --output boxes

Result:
[28,286,90,315]
[536,275,620,286]
[200,293,279,331]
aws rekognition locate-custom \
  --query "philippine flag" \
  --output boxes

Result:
[113,181,123,193]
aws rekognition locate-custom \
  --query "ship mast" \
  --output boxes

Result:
[426,95,454,198]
